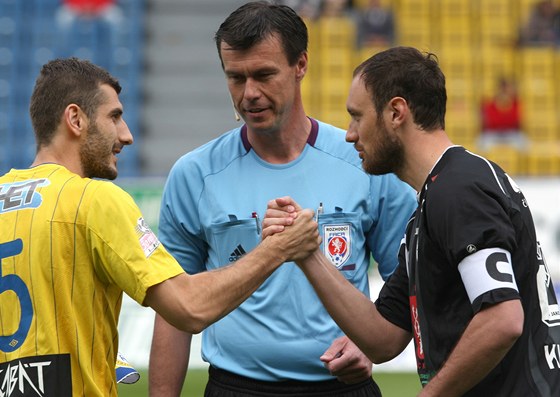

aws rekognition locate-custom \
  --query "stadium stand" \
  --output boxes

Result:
[1,0,559,177]
[0,0,144,176]
[301,0,560,176]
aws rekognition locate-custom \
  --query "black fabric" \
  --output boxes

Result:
[376,146,560,396]
[204,366,382,397]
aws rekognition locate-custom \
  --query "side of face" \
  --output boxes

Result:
[345,75,404,175]
[220,34,307,134]
[80,84,132,180]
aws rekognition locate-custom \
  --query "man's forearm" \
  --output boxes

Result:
[418,299,523,397]
[146,210,319,334]
[149,314,191,396]
[297,250,411,363]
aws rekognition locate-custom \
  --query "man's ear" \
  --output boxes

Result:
[64,104,88,137]
[295,52,308,82]
[388,97,409,129]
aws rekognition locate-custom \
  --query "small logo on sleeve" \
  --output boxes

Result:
[135,217,160,258]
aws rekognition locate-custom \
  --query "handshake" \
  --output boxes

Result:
[261,196,322,266]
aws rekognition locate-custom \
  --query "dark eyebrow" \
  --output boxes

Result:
[225,66,278,78]
[347,106,358,116]
[109,108,123,118]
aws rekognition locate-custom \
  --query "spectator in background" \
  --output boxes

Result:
[56,0,123,28]
[478,77,528,152]
[518,0,558,46]
[280,0,323,20]
[320,0,355,18]
[356,0,395,48]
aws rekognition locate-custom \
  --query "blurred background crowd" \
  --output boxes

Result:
[2,0,560,178]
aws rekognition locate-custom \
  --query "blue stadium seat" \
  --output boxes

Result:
[1,0,146,177]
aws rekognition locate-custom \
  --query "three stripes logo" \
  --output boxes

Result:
[229,244,247,262]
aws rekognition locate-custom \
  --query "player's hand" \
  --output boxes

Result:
[268,208,320,262]
[262,196,301,239]
[320,335,373,384]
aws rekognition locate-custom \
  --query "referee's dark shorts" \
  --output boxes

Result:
[205,366,382,397]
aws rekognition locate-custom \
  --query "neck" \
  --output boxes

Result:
[248,111,311,164]
[399,129,454,192]
[32,146,83,177]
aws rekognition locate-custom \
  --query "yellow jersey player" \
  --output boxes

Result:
[0,57,320,396]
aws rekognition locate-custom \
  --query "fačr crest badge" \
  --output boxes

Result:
[323,224,351,268]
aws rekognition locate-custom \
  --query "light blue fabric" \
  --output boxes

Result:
[159,120,416,381]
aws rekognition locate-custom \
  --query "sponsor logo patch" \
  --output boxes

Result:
[323,224,351,268]
[544,344,560,369]
[0,354,72,396]
[229,244,247,262]
[0,179,50,214]
[135,217,160,258]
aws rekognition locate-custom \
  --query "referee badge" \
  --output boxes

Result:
[323,224,351,268]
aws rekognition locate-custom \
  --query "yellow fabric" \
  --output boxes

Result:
[0,164,183,396]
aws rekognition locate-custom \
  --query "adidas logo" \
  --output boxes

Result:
[229,244,247,262]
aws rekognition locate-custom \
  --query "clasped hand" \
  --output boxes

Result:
[262,196,321,262]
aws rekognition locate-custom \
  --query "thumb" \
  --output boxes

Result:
[320,338,345,363]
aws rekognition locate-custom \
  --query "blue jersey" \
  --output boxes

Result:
[160,119,416,381]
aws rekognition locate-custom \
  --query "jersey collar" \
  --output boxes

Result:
[240,117,319,152]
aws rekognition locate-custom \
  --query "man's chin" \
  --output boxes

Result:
[363,162,391,176]
[87,167,118,180]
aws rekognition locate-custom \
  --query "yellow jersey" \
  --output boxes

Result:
[0,164,184,396]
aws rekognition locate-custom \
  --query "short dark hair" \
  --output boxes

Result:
[29,57,121,149]
[354,46,447,131]
[215,1,307,67]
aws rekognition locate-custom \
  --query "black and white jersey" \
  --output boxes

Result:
[376,146,560,396]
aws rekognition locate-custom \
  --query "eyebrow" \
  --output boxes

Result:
[108,108,123,118]
[225,65,278,77]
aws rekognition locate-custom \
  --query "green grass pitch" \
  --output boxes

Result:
[118,368,421,396]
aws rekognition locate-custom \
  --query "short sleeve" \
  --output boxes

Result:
[159,155,209,274]
[87,183,184,305]
[426,174,517,268]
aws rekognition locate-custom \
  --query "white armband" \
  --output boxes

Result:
[458,248,519,304]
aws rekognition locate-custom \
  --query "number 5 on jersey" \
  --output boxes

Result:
[0,239,33,353]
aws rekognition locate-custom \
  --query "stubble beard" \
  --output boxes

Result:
[363,121,404,176]
[80,122,118,180]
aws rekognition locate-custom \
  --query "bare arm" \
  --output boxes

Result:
[263,197,411,363]
[144,209,319,334]
[297,249,412,363]
[418,299,523,397]
[149,314,192,396]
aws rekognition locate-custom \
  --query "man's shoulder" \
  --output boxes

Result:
[313,120,360,160]
[428,148,509,205]
[80,180,135,211]
[314,119,347,139]
[170,128,244,176]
